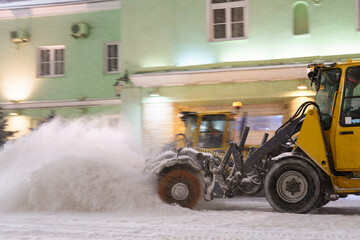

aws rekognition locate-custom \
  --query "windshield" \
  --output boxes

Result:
[315,68,341,129]
[198,114,226,148]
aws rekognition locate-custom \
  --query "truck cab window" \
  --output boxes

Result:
[341,66,360,126]
[198,115,226,148]
[315,68,341,129]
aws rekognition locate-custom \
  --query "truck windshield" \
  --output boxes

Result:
[315,68,341,129]
[198,114,226,148]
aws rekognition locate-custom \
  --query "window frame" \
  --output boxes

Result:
[340,66,360,127]
[36,45,65,78]
[293,1,309,35]
[104,41,121,74]
[207,0,248,42]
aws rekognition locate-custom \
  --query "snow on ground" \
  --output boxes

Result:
[2,197,360,240]
[1,118,360,240]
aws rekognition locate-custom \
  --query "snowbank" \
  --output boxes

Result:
[0,117,174,213]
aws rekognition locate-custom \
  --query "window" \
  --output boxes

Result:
[235,115,283,145]
[104,42,121,74]
[341,66,360,126]
[198,114,226,148]
[238,115,283,131]
[37,46,65,77]
[208,0,248,41]
[315,69,341,129]
[293,2,309,35]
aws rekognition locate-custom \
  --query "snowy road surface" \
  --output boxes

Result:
[1,119,360,240]
[2,197,360,240]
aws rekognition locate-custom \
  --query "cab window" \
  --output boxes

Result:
[315,68,341,129]
[341,66,360,126]
[198,114,226,148]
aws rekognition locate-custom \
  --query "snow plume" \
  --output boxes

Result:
[0,117,169,213]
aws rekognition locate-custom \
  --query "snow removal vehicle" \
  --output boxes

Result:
[146,59,360,213]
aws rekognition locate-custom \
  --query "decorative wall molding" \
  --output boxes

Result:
[0,0,120,19]
[0,98,122,110]
[131,64,309,87]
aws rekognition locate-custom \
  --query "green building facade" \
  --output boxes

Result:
[0,0,122,137]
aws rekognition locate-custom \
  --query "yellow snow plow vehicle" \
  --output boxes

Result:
[147,59,360,213]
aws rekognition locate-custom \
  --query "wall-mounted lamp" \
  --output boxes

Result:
[10,30,30,44]
[297,84,308,90]
[113,71,130,97]
[232,101,243,110]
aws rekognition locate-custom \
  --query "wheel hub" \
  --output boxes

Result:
[277,171,308,203]
[286,179,301,194]
[171,183,189,201]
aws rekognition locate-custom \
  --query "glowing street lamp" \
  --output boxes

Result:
[113,71,130,97]
[232,101,243,110]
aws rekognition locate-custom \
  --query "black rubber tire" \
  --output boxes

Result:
[158,170,201,208]
[317,192,330,208]
[264,159,321,213]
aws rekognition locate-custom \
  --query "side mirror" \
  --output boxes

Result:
[315,69,322,92]
[308,68,322,92]
[307,71,314,80]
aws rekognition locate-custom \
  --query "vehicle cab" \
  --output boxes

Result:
[180,111,234,152]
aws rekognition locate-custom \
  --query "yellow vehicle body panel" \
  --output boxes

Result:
[296,108,360,194]
[325,62,360,171]
[295,109,331,175]
[300,60,360,195]
[332,176,360,194]
[333,124,360,171]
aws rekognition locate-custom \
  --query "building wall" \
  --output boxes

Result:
[0,1,123,139]
[0,8,121,102]
[122,0,360,70]
[123,0,350,152]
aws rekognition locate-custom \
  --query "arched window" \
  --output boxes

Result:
[293,2,309,35]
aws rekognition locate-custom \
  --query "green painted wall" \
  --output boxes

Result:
[122,0,360,70]
[121,0,175,69]
[18,106,121,119]
[0,9,121,102]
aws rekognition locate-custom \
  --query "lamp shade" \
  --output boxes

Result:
[113,80,124,97]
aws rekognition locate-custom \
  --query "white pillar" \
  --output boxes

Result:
[121,87,143,153]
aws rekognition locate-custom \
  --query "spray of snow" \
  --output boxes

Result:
[0,117,182,213]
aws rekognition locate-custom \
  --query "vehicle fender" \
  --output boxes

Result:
[155,157,202,177]
[271,151,327,177]
[146,148,205,177]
